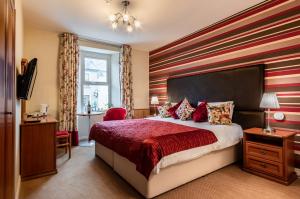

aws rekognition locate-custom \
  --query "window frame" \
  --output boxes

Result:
[80,50,112,113]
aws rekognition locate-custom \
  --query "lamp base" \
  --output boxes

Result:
[263,126,275,134]
[264,110,276,134]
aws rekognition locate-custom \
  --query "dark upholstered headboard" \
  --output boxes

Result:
[167,65,265,129]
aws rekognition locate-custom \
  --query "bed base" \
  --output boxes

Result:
[95,142,238,198]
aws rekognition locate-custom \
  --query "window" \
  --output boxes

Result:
[80,51,111,112]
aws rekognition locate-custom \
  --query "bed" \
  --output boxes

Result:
[90,65,265,198]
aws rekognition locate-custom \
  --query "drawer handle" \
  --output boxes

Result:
[260,150,266,155]
[259,163,267,168]
[0,112,13,115]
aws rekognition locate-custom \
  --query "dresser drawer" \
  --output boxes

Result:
[245,141,282,162]
[246,156,283,177]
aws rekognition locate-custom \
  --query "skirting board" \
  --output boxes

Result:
[295,168,300,177]
[15,175,21,199]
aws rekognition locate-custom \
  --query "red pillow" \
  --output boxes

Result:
[192,102,208,122]
[167,100,183,119]
[103,108,127,121]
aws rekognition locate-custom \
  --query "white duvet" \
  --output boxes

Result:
[146,116,243,174]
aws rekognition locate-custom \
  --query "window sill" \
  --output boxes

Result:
[77,112,105,116]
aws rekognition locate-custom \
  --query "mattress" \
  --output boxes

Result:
[96,142,238,198]
[146,116,243,173]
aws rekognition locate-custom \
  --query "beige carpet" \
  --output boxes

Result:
[20,147,300,199]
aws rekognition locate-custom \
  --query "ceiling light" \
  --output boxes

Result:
[109,14,116,22]
[123,14,129,22]
[108,0,141,32]
[134,20,141,28]
[127,25,133,32]
[112,22,118,29]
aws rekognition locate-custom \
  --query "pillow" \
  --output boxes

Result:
[192,101,208,122]
[167,100,183,119]
[157,102,172,118]
[175,98,195,120]
[200,101,234,119]
[207,104,232,125]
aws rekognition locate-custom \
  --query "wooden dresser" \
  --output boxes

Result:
[243,128,297,185]
[20,116,58,181]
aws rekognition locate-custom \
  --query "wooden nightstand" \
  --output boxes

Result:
[243,127,297,185]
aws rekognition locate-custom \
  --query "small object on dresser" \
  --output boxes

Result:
[40,103,49,116]
[87,101,91,114]
[243,127,297,185]
[23,117,41,123]
[23,114,41,123]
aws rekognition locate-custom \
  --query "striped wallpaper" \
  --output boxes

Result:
[149,0,300,167]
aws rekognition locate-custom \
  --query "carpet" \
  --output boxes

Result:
[79,140,95,147]
[20,147,300,199]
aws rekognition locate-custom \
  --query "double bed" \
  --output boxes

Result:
[89,65,265,198]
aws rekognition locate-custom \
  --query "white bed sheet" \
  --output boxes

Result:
[146,116,243,174]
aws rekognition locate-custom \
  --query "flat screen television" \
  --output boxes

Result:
[17,58,37,100]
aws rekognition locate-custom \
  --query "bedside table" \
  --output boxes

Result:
[243,127,297,185]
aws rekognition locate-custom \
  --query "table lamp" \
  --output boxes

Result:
[259,92,280,133]
[151,96,159,116]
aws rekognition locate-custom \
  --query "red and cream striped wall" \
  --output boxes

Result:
[149,0,300,167]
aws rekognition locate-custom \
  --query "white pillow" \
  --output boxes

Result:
[171,102,178,106]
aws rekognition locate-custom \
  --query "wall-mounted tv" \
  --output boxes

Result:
[17,58,38,100]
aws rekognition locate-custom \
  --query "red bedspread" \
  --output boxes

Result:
[89,119,217,179]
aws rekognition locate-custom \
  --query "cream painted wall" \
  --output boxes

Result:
[15,0,23,197]
[23,27,150,116]
[24,27,59,117]
[132,49,149,109]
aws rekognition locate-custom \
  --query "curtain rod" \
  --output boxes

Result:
[78,36,122,48]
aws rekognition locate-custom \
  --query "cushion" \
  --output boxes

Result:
[207,104,232,125]
[200,101,235,119]
[103,107,127,121]
[175,98,195,120]
[157,102,172,118]
[192,101,208,122]
[56,131,69,137]
[167,100,183,119]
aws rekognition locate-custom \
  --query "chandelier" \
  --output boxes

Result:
[109,0,141,32]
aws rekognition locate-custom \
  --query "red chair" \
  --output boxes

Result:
[103,107,127,121]
[56,131,71,159]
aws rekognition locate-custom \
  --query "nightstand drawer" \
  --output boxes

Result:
[246,141,282,163]
[246,156,283,178]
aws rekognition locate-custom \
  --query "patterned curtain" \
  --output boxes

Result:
[120,44,134,118]
[58,33,79,131]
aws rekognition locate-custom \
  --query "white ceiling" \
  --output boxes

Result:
[23,0,265,51]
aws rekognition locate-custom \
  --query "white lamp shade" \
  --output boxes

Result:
[151,96,159,105]
[259,93,280,109]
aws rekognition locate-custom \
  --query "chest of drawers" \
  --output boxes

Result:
[243,128,297,185]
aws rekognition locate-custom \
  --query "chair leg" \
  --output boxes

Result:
[65,139,67,154]
[68,135,71,159]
